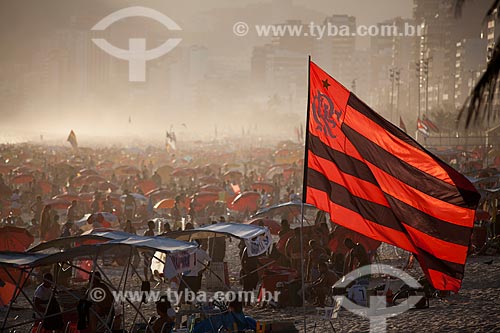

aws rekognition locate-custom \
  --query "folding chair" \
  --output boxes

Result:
[313,297,343,333]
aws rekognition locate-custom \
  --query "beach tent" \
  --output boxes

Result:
[1,233,198,332]
[163,222,272,257]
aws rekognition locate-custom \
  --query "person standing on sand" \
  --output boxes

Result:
[66,200,79,222]
[123,190,136,221]
[307,239,327,282]
[143,221,155,281]
[31,195,44,221]
[241,247,260,305]
[343,238,369,275]
[285,228,303,273]
[90,192,101,214]
[309,262,338,307]
[40,204,58,241]
[123,219,137,234]
[152,171,162,188]
[102,195,114,213]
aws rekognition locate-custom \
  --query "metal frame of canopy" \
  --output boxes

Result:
[0,232,199,333]
[159,222,273,258]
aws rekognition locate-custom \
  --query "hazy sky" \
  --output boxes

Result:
[0,0,414,143]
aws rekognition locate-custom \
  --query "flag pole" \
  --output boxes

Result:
[300,55,312,333]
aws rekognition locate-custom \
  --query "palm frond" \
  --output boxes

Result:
[458,36,500,127]
[485,0,500,19]
[455,0,500,20]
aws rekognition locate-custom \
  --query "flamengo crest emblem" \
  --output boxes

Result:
[311,89,342,139]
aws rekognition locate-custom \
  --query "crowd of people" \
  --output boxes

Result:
[0,142,381,332]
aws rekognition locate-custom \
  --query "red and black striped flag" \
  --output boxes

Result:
[303,61,480,291]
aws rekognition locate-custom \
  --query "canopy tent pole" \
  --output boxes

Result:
[87,246,114,332]
[119,247,134,331]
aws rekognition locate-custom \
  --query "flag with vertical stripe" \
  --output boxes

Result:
[303,61,480,291]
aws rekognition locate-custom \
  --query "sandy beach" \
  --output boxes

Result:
[2,234,499,333]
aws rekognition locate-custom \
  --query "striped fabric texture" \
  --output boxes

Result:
[304,61,480,291]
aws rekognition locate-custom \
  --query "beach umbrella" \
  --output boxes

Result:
[38,180,52,195]
[79,168,99,176]
[82,175,107,185]
[0,165,13,175]
[120,193,148,204]
[156,165,173,181]
[43,199,71,210]
[71,175,87,186]
[229,191,260,213]
[98,181,119,192]
[154,198,175,210]
[245,218,281,235]
[78,192,94,202]
[53,193,80,202]
[265,166,285,180]
[146,188,173,202]
[251,182,275,193]
[171,167,195,178]
[191,192,219,212]
[135,179,157,194]
[0,226,34,251]
[223,163,241,170]
[54,162,75,171]
[199,184,224,193]
[96,160,114,169]
[115,165,140,176]
[0,183,12,200]
[0,226,33,305]
[198,175,220,185]
[11,174,34,184]
[252,202,317,219]
[222,170,243,180]
[75,212,118,229]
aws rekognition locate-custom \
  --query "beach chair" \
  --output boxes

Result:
[312,297,343,333]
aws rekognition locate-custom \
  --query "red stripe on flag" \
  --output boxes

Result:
[402,224,469,264]
[366,161,476,227]
[426,268,462,291]
[306,186,416,252]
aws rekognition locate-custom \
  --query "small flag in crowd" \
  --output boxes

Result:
[417,118,430,137]
[67,130,78,150]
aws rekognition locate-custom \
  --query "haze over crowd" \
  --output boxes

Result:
[0,0,412,144]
